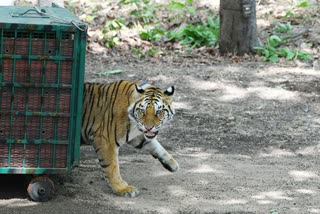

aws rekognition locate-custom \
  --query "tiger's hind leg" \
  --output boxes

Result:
[93,137,139,197]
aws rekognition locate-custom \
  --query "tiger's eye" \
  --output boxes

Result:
[139,109,145,114]
[156,109,163,115]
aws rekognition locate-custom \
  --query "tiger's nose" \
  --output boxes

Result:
[145,125,154,131]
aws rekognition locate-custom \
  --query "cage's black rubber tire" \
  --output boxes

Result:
[27,176,55,202]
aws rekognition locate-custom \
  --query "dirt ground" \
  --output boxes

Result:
[0,51,320,214]
[1,0,320,212]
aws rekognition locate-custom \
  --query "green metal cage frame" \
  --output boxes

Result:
[0,6,86,174]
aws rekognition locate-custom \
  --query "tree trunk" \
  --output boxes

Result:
[219,0,259,55]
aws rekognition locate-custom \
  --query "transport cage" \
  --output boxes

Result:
[0,6,86,177]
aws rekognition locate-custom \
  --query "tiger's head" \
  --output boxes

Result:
[128,83,175,139]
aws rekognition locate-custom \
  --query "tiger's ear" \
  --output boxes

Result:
[164,86,175,96]
[135,84,145,94]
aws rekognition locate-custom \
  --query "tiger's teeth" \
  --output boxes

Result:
[146,131,155,136]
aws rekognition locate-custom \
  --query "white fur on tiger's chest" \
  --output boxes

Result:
[128,125,142,142]
[118,121,143,146]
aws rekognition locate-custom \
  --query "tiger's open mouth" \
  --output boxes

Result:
[144,131,159,139]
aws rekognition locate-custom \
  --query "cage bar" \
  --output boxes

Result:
[0,6,86,174]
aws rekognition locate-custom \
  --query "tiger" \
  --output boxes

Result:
[81,80,179,197]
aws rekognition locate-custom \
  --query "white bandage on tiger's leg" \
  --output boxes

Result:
[142,139,179,172]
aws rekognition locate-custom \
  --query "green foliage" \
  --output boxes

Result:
[130,47,144,58]
[134,0,219,50]
[168,0,196,14]
[268,35,282,47]
[101,19,126,48]
[104,19,125,31]
[119,0,161,25]
[104,36,120,49]
[139,27,166,41]
[168,17,220,48]
[255,21,311,62]
[255,43,311,63]
[167,0,197,25]
[130,47,161,58]
[146,47,162,57]
[273,22,292,33]
[296,51,312,61]
[283,0,309,18]
[67,0,220,55]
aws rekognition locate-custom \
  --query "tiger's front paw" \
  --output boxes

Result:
[159,156,179,172]
[114,185,140,198]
